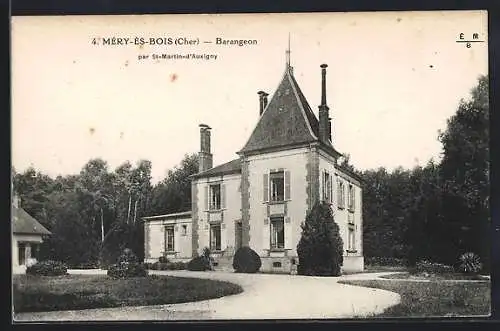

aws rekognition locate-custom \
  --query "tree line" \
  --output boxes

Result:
[12,75,489,270]
[358,75,489,270]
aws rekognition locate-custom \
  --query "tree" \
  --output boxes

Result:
[297,201,344,276]
[150,154,199,215]
[438,75,489,268]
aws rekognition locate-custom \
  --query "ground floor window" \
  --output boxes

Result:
[348,227,356,251]
[165,226,175,252]
[210,224,221,251]
[18,243,26,265]
[270,217,285,249]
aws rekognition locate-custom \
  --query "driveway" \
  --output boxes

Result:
[14,270,401,321]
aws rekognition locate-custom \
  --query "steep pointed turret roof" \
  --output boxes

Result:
[239,67,340,157]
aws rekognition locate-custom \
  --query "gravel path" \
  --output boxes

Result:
[14,270,401,321]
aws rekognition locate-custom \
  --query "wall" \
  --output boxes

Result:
[12,233,44,273]
[144,216,193,263]
[318,150,364,272]
[246,147,309,267]
[194,173,242,256]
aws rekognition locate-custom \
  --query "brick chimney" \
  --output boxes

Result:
[318,64,331,143]
[258,91,269,116]
[199,124,213,172]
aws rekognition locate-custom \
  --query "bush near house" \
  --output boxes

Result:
[297,201,343,276]
[232,247,261,273]
[107,248,147,279]
[147,261,187,270]
[26,260,68,276]
[187,256,211,271]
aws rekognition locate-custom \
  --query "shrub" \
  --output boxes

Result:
[107,248,147,279]
[457,252,482,274]
[365,257,409,267]
[26,260,68,276]
[158,256,170,264]
[107,262,147,279]
[187,256,211,271]
[232,247,261,273]
[148,261,187,270]
[297,201,343,276]
[414,260,454,274]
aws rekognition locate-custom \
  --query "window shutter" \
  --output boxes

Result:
[221,184,226,209]
[263,218,270,249]
[284,217,292,249]
[263,173,269,202]
[204,185,209,210]
[320,170,324,202]
[352,186,356,211]
[284,170,291,200]
[329,175,333,203]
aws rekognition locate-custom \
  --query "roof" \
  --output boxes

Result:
[239,67,341,157]
[191,158,242,179]
[142,211,192,222]
[12,207,51,236]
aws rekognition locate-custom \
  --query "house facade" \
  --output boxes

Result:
[143,59,364,273]
[12,194,51,274]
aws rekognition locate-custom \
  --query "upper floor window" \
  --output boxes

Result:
[209,184,221,210]
[348,184,355,211]
[322,171,332,203]
[270,171,285,202]
[337,179,345,209]
[264,170,290,203]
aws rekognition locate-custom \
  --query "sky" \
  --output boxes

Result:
[11,11,488,184]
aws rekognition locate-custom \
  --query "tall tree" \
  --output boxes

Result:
[150,153,199,215]
[438,75,489,267]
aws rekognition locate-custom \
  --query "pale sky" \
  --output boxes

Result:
[11,11,488,184]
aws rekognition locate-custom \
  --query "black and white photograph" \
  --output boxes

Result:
[11,10,490,321]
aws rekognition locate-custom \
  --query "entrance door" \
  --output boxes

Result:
[235,221,242,249]
[18,243,26,266]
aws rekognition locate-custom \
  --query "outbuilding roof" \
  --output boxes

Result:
[12,206,51,236]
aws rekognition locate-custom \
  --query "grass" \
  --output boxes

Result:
[339,279,491,317]
[362,265,409,273]
[13,274,243,313]
[380,272,487,281]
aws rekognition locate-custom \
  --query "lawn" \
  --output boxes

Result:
[13,274,243,313]
[379,272,488,281]
[339,278,491,317]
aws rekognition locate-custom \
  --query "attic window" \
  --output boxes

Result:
[285,88,290,95]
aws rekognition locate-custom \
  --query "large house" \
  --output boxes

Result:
[143,56,364,273]
[12,194,51,273]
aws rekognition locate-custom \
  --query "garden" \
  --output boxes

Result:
[13,248,244,313]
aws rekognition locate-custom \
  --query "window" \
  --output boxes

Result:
[348,184,355,211]
[337,179,345,209]
[165,226,175,252]
[323,171,332,202]
[270,171,285,202]
[181,224,188,236]
[270,217,285,249]
[209,184,221,210]
[210,224,221,251]
[348,227,356,251]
